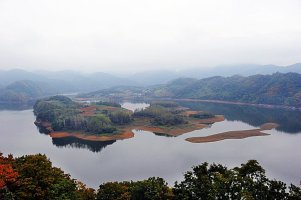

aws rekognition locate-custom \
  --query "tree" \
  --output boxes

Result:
[130,177,173,200]
[96,178,173,200]
[109,110,133,125]
[86,114,116,134]
[173,162,222,200]
[0,153,19,200]
[76,181,96,200]
[234,160,269,199]
[12,154,79,200]
[173,160,300,200]
[96,182,130,200]
[288,184,301,200]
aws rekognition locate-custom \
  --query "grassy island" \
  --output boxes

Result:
[33,96,223,142]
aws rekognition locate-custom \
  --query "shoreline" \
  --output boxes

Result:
[49,129,134,141]
[48,115,225,141]
[147,98,301,111]
[186,123,278,143]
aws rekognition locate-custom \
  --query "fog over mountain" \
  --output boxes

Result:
[0,0,300,101]
[1,0,301,72]
[0,63,300,88]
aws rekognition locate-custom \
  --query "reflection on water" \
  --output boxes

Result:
[52,137,116,153]
[0,103,301,189]
[177,101,301,133]
[0,102,33,110]
[153,132,176,137]
[121,102,149,112]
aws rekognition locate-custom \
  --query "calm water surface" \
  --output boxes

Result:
[0,102,301,188]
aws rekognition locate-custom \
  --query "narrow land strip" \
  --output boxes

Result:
[186,123,278,143]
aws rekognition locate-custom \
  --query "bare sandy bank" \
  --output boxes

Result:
[49,129,134,142]
[186,123,278,143]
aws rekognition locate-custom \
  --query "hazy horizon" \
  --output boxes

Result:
[0,62,300,75]
[1,0,301,72]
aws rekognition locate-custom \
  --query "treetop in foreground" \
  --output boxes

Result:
[1,152,301,200]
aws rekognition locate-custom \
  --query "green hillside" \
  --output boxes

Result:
[151,73,301,107]
[0,80,57,103]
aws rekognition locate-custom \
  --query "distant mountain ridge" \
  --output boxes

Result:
[127,63,301,85]
[150,73,301,107]
[80,72,301,108]
[0,80,57,103]
[0,62,300,87]
[0,69,137,92]
[0,70,139,104]
[0,64,300,106]
[179,63,301,79]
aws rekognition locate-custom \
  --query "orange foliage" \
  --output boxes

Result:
[0,153,18,189]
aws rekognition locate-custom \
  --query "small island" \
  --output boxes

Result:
[186,123,278,143]
[33,96,224,142]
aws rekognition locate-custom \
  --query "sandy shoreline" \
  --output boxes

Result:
[186,123,278,143]
[49,129,134,141]
[41,102,278,144]
[48,115,225,141]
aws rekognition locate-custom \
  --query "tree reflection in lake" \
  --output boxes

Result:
[177,101,301,133]
[1,106,301,188]
[0,102,33,111]
[52,137,116,153]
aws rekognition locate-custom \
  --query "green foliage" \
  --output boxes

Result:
[47,95,74,104]
[95,101,121,108]
[97,182,131,200]
[34,96,134,135]
[152,112,185,126]
[12,154,81,200]
[109,110,133,125]
[134,105,186,126]
[34,96,119,134]
[150,101,179,108]
[34,96,85,132]
[2,152,301,200]
[130,177,174,200]
[96,178,173,200]
[0,89,28,103]
[76,181,97,200]
[86,114,116,134]
[190,112,215,119]
[289,184,301,200]
[173,160,301,200]
[33,95,78,120]
[0,80,57,103]
[151,73,301,107]
[0,153,96,200]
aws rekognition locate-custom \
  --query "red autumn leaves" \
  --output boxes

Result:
[0,153,18,189]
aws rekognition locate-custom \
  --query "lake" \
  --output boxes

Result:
[0,101,301,189]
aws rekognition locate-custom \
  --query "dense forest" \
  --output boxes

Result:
[34,96,218,137]
[2,72,301,108]
[0,80,57,104]
[1,152,301,199]
[133,101,187,126]
[80,73,301,107]
[151,73,301,107]
[34,96,133,135]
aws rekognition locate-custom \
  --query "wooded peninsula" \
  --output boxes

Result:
[33,96,225,142]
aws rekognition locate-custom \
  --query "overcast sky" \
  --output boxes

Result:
[0,0,301,72]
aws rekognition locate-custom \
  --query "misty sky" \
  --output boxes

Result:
[0,0,301,72]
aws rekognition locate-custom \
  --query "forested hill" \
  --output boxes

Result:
[151,73,301,107]
[0,80,58,103]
